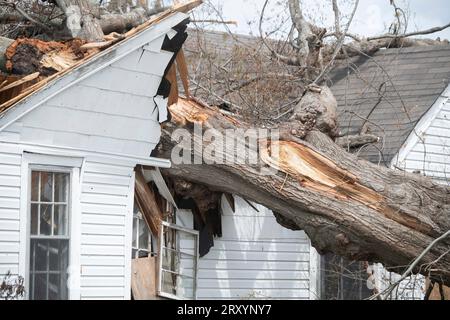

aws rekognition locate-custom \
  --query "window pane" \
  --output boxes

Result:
[54,205,67,236]
[31,204,39,235]
[31,171,39,201]
[33,273,47,300]
[30,239,69,300]
[40,172,53,202]
[49,240,69,271]
[54,173,69,202]
[48,274,60,300]
[139,219,149,250]
[34,240,48,271]
[39,204,52,235]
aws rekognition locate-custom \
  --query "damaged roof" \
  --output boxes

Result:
[185,29,450,164]
[0,0,201,117]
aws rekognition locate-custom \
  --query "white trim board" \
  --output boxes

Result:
[390,84,450,167]
[0,12,188,132]
[0,141,171,168]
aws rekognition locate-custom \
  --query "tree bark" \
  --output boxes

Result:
[157,98,450,286]
[55,0,104,41]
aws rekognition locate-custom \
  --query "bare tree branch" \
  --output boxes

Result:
[368,22,450,41]
[369,230,450,300]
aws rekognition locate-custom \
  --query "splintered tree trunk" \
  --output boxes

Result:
[158,98,450,286]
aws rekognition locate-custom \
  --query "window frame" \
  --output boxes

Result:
[131,206,154,259]
[26,165,75,300]
[158,221,199,300]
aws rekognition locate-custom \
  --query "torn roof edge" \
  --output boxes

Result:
[0,0,202,120]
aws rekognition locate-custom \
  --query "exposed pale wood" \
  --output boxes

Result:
[135,168,163,236]
[79,41,114,52]
[131,257,157,300]
[166,64,179,106]
[176,49,190,97]
[0,73,40,93]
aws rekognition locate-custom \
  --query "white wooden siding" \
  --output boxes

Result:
[0,145,135,299]
[0,30,178,158]
[0,144,21,277]
[79,160,134,300]
[178,196,318,300]
[393,85,450,184]
[380,86,450,300]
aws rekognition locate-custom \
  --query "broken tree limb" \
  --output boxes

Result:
[158,97,450,286]
[55,0,104,41]
[99,7,148,35]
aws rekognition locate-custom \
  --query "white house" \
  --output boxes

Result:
[0,5,194,300]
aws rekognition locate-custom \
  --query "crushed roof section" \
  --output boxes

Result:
[0,0,201,116]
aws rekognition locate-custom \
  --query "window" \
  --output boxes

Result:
[158,221,199,300]
[131,203,154,259]
[321,253,373,300]
[29,170,70,300]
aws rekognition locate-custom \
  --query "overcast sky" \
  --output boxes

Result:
[191,0,450,40]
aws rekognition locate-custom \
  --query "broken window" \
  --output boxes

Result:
[132,202,155,259]
[29,170,70,300]
[158,221,199,300]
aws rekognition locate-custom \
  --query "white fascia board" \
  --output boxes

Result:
[390,84,450,169]
[0,12,189,132]
[0,140,171,168]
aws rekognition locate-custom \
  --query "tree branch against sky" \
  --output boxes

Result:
[198,0,450,41]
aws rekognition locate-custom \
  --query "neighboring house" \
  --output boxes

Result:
[183,29,450,300]
[0,6,193,300]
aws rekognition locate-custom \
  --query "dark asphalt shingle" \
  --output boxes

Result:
[328,45,450,164]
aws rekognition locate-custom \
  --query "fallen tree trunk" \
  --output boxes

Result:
[158,98,450,286]
[55,0,104,41]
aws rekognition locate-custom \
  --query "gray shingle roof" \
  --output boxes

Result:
[328,45,450,164]
[186,29,450,164]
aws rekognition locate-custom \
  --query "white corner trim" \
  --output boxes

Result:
[69,167,81,300]
[18,154,30,298]
[123,171,135,300]
[390,84,450,168]
[309,245,321,300]
[0,12,188,133]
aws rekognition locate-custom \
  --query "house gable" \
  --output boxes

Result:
[391,84,450,183]
[0,12,189,158]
